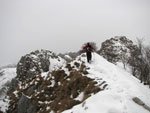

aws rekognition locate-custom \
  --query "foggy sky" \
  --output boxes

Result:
[0,0,149,66]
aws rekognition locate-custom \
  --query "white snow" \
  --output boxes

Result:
[0,68,16,112]
[30,54,38,59]
[74,92,84,101]
[48,80,55,87]
[63,53,150,113]
[46,106,50,110]
[64,55,72,60]
[49,56,66,71]
[41,72,49,78]
[13,90,19,98]
[0,68,16,89]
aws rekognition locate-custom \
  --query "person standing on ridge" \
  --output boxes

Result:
[83,42,94,63]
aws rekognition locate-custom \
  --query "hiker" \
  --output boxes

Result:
[83,43,94,63]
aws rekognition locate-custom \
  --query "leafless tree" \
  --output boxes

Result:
[121,51,129,70]
[143,47,150,87]
[129,38,150,86]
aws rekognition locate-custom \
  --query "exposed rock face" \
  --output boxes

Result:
[16,49,57,80]
[8,53,106,113]
[98,36,138,63]
[17,94,36,113]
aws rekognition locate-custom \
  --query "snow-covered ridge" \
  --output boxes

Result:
[63,53,150,113]
[7,52,104,113]
[1,51,150,113]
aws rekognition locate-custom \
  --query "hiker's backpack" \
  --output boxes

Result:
[86,45,92,52]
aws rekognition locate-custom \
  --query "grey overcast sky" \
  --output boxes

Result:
[0,0,150,66]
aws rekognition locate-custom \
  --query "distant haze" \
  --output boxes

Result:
[0,0,149,66]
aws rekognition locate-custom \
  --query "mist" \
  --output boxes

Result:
[0,0,149,66]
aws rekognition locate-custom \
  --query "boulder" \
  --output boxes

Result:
[16,49,56,80]
[98,36,138,63]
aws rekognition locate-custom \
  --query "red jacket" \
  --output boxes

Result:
[83,44,94,52]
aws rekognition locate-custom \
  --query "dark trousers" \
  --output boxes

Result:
[86,51,92,63]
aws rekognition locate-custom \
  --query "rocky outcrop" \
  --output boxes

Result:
[98,36,138,63]
[16,49,57,80]
[8,53,107,113]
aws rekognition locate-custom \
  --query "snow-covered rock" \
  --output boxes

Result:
[16,49,64,80]
[98,36,138,63]
[64,55,72,61]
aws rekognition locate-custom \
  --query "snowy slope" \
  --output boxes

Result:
[0,68,16,112]
[63,53,150,113]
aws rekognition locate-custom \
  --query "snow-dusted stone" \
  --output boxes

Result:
[98,36,138,63]
[16,49,56,80]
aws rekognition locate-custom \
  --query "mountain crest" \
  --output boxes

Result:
[0,48,150,113]
[7,52,107,113]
